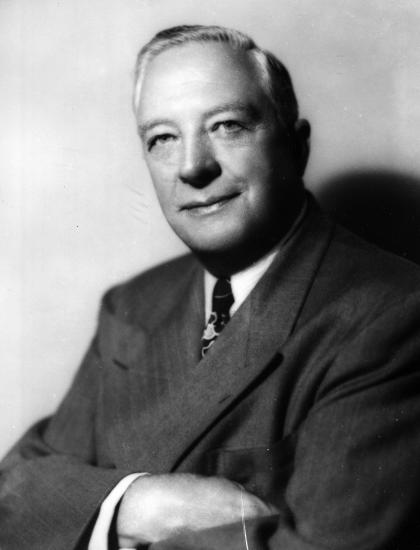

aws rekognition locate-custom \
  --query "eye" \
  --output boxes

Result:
[212,120,245,135]
[147,133,176,151]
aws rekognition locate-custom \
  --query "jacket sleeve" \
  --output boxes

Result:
[0,329,131,550]
[150,296,420,550]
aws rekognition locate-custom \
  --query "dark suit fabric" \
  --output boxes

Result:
[1,199,420,550]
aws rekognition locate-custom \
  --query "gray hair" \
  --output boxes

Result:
[133,24,299,131]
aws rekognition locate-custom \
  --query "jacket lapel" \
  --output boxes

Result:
[245,203,333,382]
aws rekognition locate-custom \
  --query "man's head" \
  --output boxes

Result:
[134,25,310,274]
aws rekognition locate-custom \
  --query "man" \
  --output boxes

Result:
[1,25,420,550]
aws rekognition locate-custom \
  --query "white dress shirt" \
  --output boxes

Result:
[89,201,307,550]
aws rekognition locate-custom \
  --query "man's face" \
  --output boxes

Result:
[137,42,303,256]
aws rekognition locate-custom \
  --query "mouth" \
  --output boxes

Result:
[181,192,240,215]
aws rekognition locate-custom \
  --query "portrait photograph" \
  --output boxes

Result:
[1,1,420,548]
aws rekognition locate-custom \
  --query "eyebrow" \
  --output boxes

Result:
[137,101,260,137]
[204,101,259,118]
[138,119,175,138]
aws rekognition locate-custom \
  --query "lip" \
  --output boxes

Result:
[181,192,240,214]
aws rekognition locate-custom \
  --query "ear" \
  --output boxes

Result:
[293,119,311,176]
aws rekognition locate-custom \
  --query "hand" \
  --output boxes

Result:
[116,473,277,547]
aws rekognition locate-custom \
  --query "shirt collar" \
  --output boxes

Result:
[204,199,308,319]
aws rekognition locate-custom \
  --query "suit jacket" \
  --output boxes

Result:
[1,198,420,550]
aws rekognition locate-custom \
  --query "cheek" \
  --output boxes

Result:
[217,147,262,183]
[149,180,175,218]
[147,163,176,206]
[147,156,175,180]
[216,139,275,181]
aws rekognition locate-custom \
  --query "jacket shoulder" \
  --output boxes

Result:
[305,221,420,329]
[330,223,420,294]
[102,253,200,326]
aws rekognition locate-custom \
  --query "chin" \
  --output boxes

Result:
[184,237,237,255]
[176,224,245,255]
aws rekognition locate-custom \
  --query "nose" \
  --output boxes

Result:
[178,135,221,188]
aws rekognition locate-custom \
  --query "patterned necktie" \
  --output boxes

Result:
[201,277,234,357]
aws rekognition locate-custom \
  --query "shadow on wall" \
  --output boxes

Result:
[316,169,420,266]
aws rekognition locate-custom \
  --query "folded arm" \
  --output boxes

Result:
[0,339,131,550]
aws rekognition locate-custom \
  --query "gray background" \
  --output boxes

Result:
[1,0,420,457]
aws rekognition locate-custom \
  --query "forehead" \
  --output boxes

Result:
[137,42,268,123]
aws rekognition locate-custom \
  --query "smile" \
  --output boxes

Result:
[181,193,240,216]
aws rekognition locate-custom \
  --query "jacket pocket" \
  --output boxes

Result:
[204,433,297,504]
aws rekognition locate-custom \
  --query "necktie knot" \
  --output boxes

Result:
[201,277,234,357]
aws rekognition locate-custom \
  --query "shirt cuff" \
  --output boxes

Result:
[88,472,147,550]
